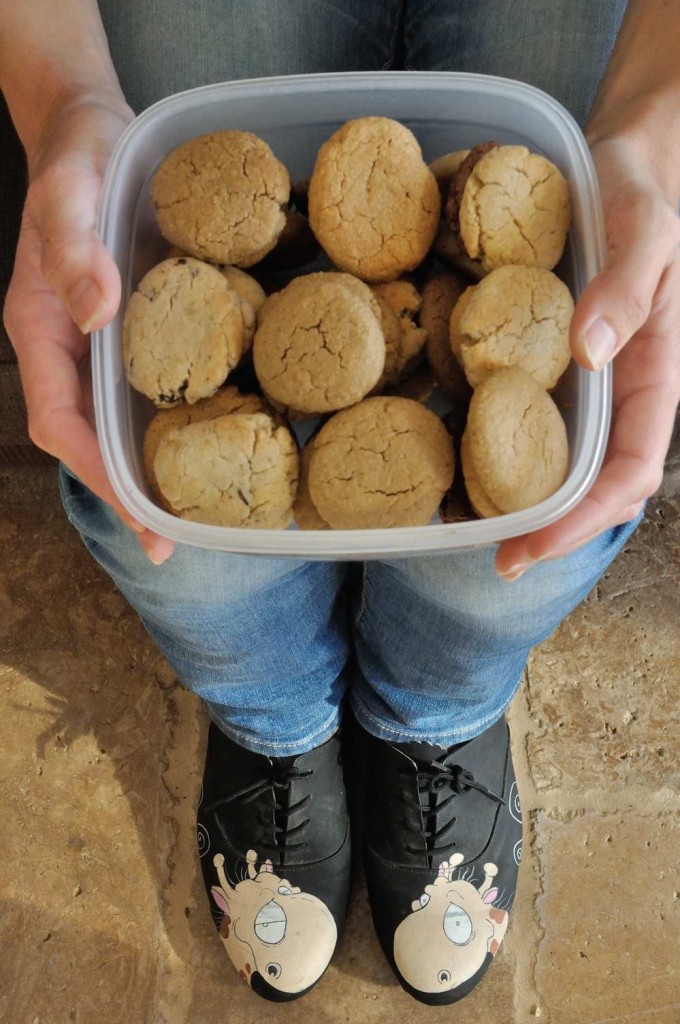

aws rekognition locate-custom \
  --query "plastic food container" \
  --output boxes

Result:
[93,70,610,559]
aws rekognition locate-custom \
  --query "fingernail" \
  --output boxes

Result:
[68,278,106,334]
[497,560,534,582]
[582,318,617,371]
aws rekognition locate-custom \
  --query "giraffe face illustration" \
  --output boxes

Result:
[394,855,509,995]
[211,850,337,994]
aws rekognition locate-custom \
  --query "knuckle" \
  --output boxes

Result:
[620,290,650,330]
[40,236,74,289]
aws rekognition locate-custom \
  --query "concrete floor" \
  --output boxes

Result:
[1,464,679,1024]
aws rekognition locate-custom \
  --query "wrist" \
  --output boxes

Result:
[27,87,133,179]
[586,86,680,204]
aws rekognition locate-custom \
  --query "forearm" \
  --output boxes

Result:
[587,0,680,196]
[0,0,127,166]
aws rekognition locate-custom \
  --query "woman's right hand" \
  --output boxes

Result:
[3,93,175,564]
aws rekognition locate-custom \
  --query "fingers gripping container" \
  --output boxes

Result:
[93,71,609,559]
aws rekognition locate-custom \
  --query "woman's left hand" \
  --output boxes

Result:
[496,131,680,581]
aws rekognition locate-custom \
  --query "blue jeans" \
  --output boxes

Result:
[68,0,633,755]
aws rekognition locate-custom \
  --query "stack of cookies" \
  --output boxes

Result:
[122,117,575,531]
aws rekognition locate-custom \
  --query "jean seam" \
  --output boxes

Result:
[353,563,368,631]
[209,705,341,756]
[381,0,407,70]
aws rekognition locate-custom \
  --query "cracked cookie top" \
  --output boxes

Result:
[153,412,299,528]
[151,131,290,267]
[421,272,472,405]
[253,273,385,414]
[458,145,571,272]
[123,258,245,407]
[308,117,441,282]
[458,265,574,389]
[308,396,454,529]
[465,367,569,513]
[143,386,276,500]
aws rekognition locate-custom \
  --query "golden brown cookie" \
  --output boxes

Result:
[448,286,477,364]
[154,413,299,528]
[458,145,571,272]
[429,150,470,199]
[293,439,330,530]
[308,117,441,282]
[459,428,503,519]
[151,131,290,267]
[308,397,454,529]
[220,266,266,351]
[421,272,472,404]
[253,273,385,413]
[371,280,428,389]
[165,249,264,352]
[143,387,273,498]
[123,258,245,407]
[458,265,573,389]
[465,367,569,513]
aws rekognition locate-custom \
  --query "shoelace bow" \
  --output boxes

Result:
[403,755,505,857]
[203,762,314,854]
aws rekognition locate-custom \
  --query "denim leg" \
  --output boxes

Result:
[59,467,350,756]
[351,513,643,744]
[97,0,403,112]
[404,0,629,125]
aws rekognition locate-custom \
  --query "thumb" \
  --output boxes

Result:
[32,161,121,333]
[571,190,680,371]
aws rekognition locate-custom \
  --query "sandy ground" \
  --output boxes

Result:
[1,464,679,1024]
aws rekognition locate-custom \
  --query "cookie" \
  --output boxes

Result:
[465,367,569,513]
[123,258,245,407]
[256,209,320,271]
[293,439,330,531]
[143,386,273,498]
[421,272,472,404]
[384,362,437,403]
[432,220,488,280]
[253,273,385,413]
[429,150,470,200]
[459,428,503,519]
[458,265,573,389]
[458,144,571,272]
[220,265,266,351]
[308,397,454,529]
[444,141,500,239]
[308,117,441,282]
[448,286,477,364]
[154,413,299,528]
[166,249,265,353]
[371,280,428,388]
[151,131,290,267]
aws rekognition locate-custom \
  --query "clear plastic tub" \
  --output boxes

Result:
[93,70,609,559]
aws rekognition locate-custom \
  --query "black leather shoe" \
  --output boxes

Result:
[197,723,350,1001]
[362,716,522,1005]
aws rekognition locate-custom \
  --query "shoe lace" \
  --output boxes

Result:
[401,754,505,859]
[203,762,314,855]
